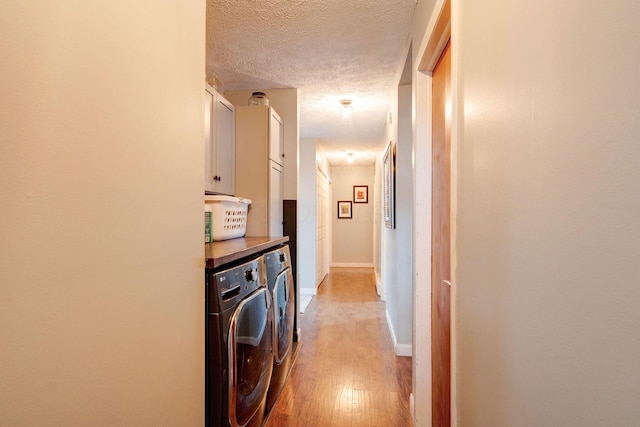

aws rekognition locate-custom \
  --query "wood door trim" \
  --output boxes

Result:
[419,0,451,73]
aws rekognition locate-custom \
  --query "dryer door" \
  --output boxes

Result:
[228,288,273,427]
[272,268,295,364]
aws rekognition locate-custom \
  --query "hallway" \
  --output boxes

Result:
[266,268,412,427]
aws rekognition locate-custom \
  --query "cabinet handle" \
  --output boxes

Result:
[213,175,222,182]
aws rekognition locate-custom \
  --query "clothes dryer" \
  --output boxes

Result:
[206,256,273,427]
[263,245,296,412]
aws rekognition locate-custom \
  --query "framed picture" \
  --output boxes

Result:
[337,201,352,219]
[383,141,396,228]
[353,185,368,204]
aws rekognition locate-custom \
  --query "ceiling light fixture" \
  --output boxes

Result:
[347,152,354,164]
[340,99,353,118]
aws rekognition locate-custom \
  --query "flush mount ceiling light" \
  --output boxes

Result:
[347,152,354,164]
[340,99,353,118]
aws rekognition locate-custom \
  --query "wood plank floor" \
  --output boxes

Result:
[265,267,413,427]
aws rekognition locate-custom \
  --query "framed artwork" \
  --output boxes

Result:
[383,141,396,228]
[337,201,352,219]
[353,185,368,203]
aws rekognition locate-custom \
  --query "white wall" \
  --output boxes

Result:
[377,84,413,357]
[454,1,640,425]
[223,89,299,200]
[331,165,375,266]
[379,98,396,303]
[395,85,414,349]
[0,2,204,425]
[298,138,318,293]
[373,157,382,294]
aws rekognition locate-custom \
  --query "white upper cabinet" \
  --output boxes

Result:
[269,109,284,166]
[204,84,235,195]
[235,105,284,237]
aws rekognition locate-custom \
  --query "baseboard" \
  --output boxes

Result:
[385,309,398,353]
[331,262,374,268]
[410,393,415,424]
[299,287,317,296]
[385,309,413,357]
[395,343,412,357]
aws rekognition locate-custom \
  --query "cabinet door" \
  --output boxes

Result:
[204,89,215,193]
[269,109,284,166]
[214,94,235,195]
[268,161,283,237]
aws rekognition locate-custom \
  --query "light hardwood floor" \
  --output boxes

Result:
[265,267,413,427]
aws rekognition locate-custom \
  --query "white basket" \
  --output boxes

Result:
[204,196,251,241]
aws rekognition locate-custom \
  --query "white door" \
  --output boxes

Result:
[268,160,283,237]
[269,109,283,166]
[214,95,235,195]
[204,89,214,193]
[316,169,330,285]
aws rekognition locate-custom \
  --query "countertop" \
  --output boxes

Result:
[205,236,289,269]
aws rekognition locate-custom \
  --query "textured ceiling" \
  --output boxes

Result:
[206,0,416,166]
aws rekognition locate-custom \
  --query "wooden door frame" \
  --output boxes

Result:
[412,0,458,426]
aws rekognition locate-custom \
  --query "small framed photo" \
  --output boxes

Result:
[337,201,352,219]
[353,185,368,204]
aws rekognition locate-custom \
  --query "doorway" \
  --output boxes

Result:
[412,0,454,425]
[316,168,330,285]
[431,40,452,427]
